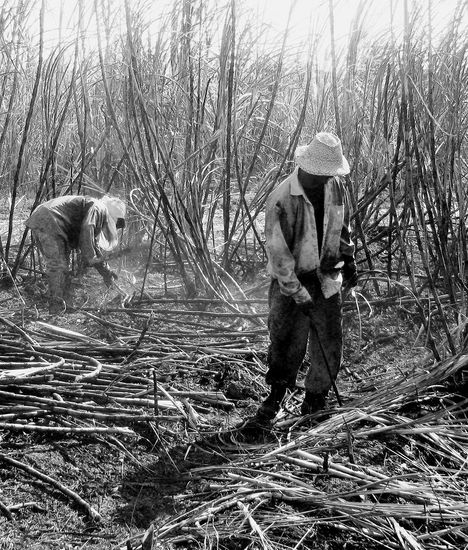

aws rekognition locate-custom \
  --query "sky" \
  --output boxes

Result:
[35,0,462,57]
[38,0,400,40]
[251,0,391,39]
[246,0,459,47]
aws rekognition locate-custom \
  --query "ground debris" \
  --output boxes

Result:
[1,288,468,550]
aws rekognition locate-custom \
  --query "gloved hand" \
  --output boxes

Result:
[297,299,314,316]
[343,261,358,288]
[103,270,118,288]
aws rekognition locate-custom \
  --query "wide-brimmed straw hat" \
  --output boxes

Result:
[98,196,126,251]
[294,132,350,176]
[101,195,126,222]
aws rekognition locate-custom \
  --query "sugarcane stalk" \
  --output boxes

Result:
[0,452,100,521]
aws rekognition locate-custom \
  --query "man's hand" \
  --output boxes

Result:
[343,261,358,288]
[297,299,314,316]
[103,270,118,288]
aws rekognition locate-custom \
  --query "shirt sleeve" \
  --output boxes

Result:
[79,205,105,266]
[265,197,312,304]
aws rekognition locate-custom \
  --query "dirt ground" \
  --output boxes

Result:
[0,248,437,550]
[1,196,460,549]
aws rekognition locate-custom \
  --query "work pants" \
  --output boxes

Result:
[266,274,343,397]
[31,228,71,304]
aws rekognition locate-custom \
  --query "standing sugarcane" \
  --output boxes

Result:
[250,132,358,428]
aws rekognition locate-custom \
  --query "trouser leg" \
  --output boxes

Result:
[63,270,74,304]
[254,280,311,422]
[265,279,311,390]
[305,291,343,397]
[47,271,68,313]
[260,276,343,420]
[31,229,70,312]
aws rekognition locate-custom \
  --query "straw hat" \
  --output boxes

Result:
[101,195,126,222]
[98,196,126,251]
[294,132,350,176]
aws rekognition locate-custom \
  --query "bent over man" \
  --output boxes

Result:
[26,195,126,314]
[255,132,357,425]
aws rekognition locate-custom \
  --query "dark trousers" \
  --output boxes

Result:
[31,227,71,302]
[266,275,343,396]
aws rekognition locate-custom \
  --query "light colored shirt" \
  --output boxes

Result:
[265,168,355,303]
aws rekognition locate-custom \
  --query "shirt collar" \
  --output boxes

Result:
[290,168,305,196]
[290,168,334,197]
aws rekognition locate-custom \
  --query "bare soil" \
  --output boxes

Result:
[1,207,458,549]
[0,254,433,549]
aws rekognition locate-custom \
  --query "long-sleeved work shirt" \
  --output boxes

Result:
[26,196,109,267]
[265,168,355,303]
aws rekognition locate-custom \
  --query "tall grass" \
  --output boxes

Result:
[0,0,467,356]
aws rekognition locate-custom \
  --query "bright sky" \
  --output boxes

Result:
[38,0,392,41]
[36,0,461,59]
[247,0,458,47]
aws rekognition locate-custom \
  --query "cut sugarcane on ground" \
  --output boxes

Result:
[1,263,467,550]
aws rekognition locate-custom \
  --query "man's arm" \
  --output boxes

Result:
[79,207,117,286]
[93,260,117,287]
[265,198,312,304]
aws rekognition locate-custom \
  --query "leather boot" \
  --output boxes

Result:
[255,384,287,423]
[301,391,326,416]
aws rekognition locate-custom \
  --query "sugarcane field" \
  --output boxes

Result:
[1,0,468,549]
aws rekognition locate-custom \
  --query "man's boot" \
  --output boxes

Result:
[301,391,326,416]
[254,384,287,424]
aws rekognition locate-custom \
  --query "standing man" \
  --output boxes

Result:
[255,132,357,425]
[26,195,126,314]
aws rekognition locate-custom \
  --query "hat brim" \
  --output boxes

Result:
[98,215,118,251]
[101,196,127,221]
